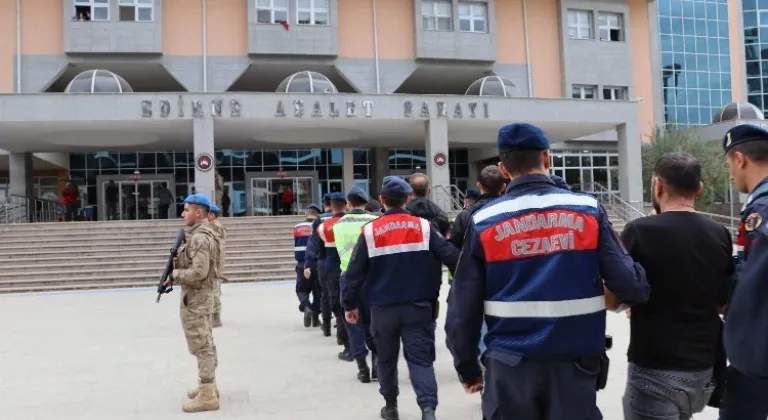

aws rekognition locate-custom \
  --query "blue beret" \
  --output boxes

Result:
[381,176,413,197]
[550,175,570,190]
[183,193,212,210]
[210,204,221,214]
[347,186,370,203]
[305,204,321,213]
[465,187,481,200]
[322,193,332,202]
[723,124,768,152]
[329,192,347,203]
[497,123,550,152]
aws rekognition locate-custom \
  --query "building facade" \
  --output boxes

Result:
[0,0,660,221]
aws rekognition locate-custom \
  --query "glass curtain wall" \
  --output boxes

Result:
[658,0,732,125]
[744,0,768,117]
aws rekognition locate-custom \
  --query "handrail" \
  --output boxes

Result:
[697,210,739,238]
[585,182,646,222]
[431,184,465,211]
[0,194,64,225]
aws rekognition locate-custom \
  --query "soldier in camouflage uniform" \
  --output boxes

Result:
[167,193,222,413]
[214,171,224,207]
[207,204,226,328]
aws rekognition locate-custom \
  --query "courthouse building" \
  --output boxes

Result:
[0,0,665,220]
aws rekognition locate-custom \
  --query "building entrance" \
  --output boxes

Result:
[100,179,174,221]
[250,176,314,216]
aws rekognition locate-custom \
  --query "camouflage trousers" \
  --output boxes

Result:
[213,280,221,315]
[180,292,218,383]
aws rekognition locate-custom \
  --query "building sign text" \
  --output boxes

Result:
[404,101,489,119]
[141,96,241,118]
[275,100,374,118]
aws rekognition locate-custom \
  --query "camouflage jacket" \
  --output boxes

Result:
[172,220,220,293]
[209,219,227,279]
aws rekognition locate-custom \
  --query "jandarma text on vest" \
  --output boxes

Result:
[374,220,421,236]
[487,210,597,258]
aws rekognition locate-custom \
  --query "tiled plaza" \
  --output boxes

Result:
[0,280,719,420]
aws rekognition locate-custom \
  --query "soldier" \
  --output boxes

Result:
[334,187,380,382]
[294,204,322,328]
[317,192,350,360]
[304,194,334,336]
[214,171,224,207]
[343,177,460,420]
[164,193,221,413]
[207,204,226,328]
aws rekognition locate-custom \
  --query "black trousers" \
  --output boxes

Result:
[326,270,348,347]
[317,260,331,323]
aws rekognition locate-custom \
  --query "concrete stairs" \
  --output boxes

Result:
[0,216,305,294]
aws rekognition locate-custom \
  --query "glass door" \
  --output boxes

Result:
[251,178,271,216]
[119,182,137,220]
[293,177,313,213]
[136,182,153,220]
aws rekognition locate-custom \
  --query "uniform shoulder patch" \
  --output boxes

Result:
[745,212,763,232]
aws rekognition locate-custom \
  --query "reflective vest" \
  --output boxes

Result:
[318,215,343,248]
[293,220,313,263]
[362,212,436,307]
[333,212,379,273]
[473,191,604,359]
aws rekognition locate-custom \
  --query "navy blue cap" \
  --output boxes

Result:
[497,123,550,152]
[465,187,481,200]
[550,175,570,190]
[305,203,321,213]
[183,193,212,210]
[210,204,221,214]
[723,124,768,152]
[381,176,413,198]
[347,186,370,203]
[329,192,347,203]
[322,193,332,202]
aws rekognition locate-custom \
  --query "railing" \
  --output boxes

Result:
[698,210,739,238]
[0,194,64,227]
[431,184,465,212]
[585,182,646,222]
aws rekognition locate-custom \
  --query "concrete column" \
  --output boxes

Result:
[425,119,452,211]
[9,152,34,197]
[617,122,644,218]
[193,118,216,201]
[342,148,355,193]
[369,147,389,197]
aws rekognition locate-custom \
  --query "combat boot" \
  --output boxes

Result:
[371,353,378,380]
[182,382,219,413]
[421,407,437,420]
[303,307,313,328]
[212,312,222,328]
[338,347,353,362]
[322,322,331,337]
[356,358,371,383]
[187,379,220,399]
[312,313,321,327]
[380,402,399,420]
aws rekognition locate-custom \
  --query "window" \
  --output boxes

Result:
[567,10,593,39]
[572,85,597,99]
[598,12,624,42]
[74,0,109,21]
[422,0,452,31]
[256,0,288,24]
[297,0,328,25]
[458,2,487,33]
[603,86,628,100]
[118,0,153,22]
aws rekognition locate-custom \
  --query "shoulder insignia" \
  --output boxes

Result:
[745,212,763,232]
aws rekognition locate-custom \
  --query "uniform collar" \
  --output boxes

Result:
[304,217,315,222]
[743,176,768,212]
[504,173,555,193]
[332,212,346,217]
[347,209,366,214]
[384,208,409,215]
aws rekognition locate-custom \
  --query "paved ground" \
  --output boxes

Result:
[0,280,719,420]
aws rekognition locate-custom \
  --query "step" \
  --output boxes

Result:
[0,268,297,289]
[0,216,305,230]
[0,274,292,294]
[0,262,296,280]
[0,248,296,263]
[0,227,301,241]
[0,243,294,257]
[1,255,298,273]
[0,236,292,249]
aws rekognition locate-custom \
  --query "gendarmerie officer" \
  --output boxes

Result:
[719,124,768,419]
[304,194,333,336]
[343,176,460,420]
[445,123,649,419]
[294,204,322,328]
[334,187,380,383]
[317,192,350,359]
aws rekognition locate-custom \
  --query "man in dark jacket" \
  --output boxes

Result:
[448,166,506,249]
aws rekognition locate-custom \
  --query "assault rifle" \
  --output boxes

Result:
[156,228,186,303]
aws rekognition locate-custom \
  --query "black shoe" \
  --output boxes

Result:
[303,308,312,328]
[312,314,321,327]
[380,404,399,420]
[337,334,343,345]
[356,358,371,383]
[421,407,436,420]
[322,322,331,337]
[371,353,378,380]
[338,347,354,362]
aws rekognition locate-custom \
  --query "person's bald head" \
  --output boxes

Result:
[409,173,430,197]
